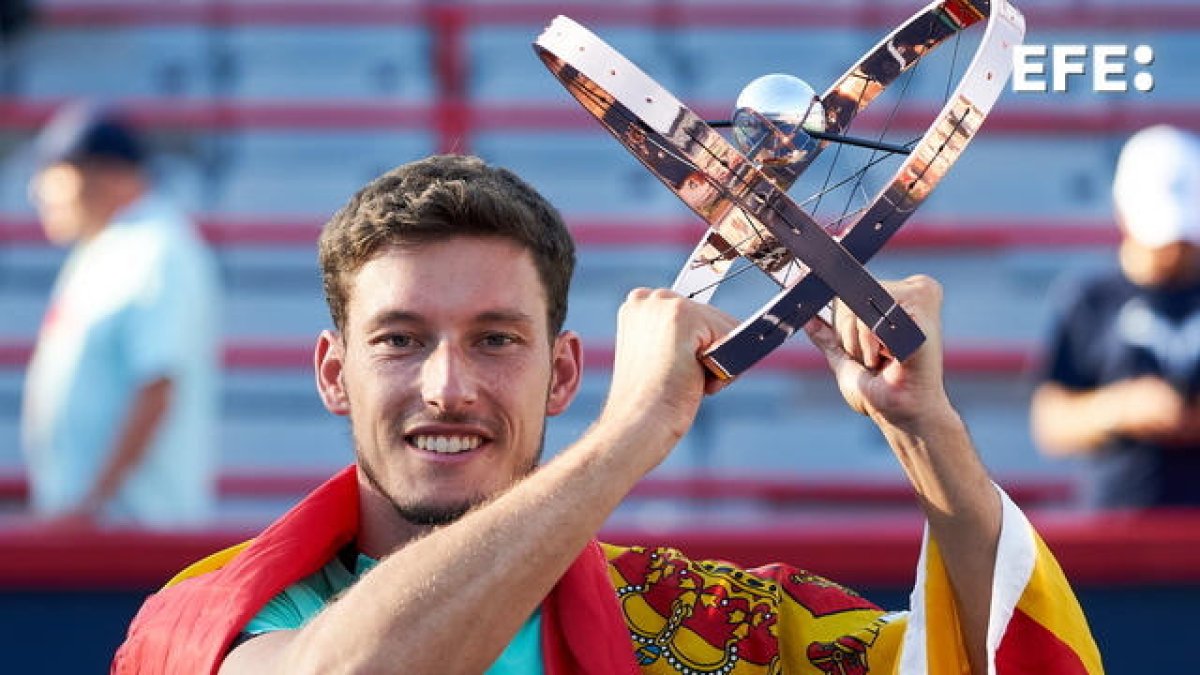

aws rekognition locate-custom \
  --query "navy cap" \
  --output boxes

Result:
[32,102,146,170]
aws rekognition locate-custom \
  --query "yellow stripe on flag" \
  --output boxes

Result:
[1012,534,1104,674]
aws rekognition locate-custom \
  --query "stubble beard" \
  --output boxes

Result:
[356,421,547,529]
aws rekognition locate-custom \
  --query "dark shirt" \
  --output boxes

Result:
[1040,270,1200,508]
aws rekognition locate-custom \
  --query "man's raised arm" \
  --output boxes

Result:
[804,275,1002,675]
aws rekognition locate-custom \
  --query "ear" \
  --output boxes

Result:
[546,330,583,417]
[315,329,350,416]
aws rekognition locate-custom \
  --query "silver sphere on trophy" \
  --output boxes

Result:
[731,74,827,168]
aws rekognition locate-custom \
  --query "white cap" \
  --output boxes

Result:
[1113,125,1200,248]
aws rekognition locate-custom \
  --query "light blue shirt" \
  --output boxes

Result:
[21,194,220,527]
[245,552,545,674]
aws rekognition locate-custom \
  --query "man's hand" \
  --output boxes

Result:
[599,288,738,460]
[803,274,954,430]
[1107,376,1190,440]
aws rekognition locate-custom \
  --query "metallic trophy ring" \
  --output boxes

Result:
[535,0,1025,379]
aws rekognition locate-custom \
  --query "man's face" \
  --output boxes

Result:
[1120,238,1200,288]
[28,163,100,245]
[317,236,580,527]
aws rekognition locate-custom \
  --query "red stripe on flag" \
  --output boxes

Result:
[996,608,1093,674]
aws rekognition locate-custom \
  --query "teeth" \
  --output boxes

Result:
[412,435,483,454]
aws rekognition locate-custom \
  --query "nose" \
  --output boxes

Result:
[420,340,479,413]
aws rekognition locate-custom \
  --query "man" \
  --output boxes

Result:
[21,103,220,528]
[115,155,1099,674]
[1032,125,1200,509]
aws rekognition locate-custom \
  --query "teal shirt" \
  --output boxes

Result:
[244,552,544,674]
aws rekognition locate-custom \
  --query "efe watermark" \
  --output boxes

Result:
[1012,44,1154,93]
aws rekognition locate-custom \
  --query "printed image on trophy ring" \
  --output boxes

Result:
[534,0,1026,380]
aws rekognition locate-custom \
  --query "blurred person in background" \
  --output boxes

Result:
[1032,125,1200,509]
[20,103,220,528]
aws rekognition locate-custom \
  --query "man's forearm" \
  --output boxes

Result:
[1033,379,1200,452]
[82,377,173,512]
[1030,383,1115,455]
[876,405,1000,675]
[275,420,673,675]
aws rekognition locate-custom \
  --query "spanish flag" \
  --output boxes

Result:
[114,471,1101,674]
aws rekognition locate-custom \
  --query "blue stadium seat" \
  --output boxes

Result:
[219,371,347,472]
[469,24,683,103]
[18,26,211,98]
[209,131,433,216]
[216,26,433,101]
[0,372,22,468]
[667,27,877,105]
[217,246,326,337]
[472,131,693,218]
[921,136,1118,219]
[0,150,36,218]
[0,245,63,338]
[871,249,1114,344]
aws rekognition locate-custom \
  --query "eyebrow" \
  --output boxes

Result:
[363,310,423,333]
[363,309,537,332]
[474,310,537,327]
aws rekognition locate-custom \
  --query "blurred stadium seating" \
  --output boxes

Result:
[0,1,1197,670]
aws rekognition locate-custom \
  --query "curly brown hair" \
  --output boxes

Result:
[318,154,576,337]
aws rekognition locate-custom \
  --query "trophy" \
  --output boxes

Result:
[534,0,1025,380]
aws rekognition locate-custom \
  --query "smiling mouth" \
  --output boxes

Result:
[408,434,485,455]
